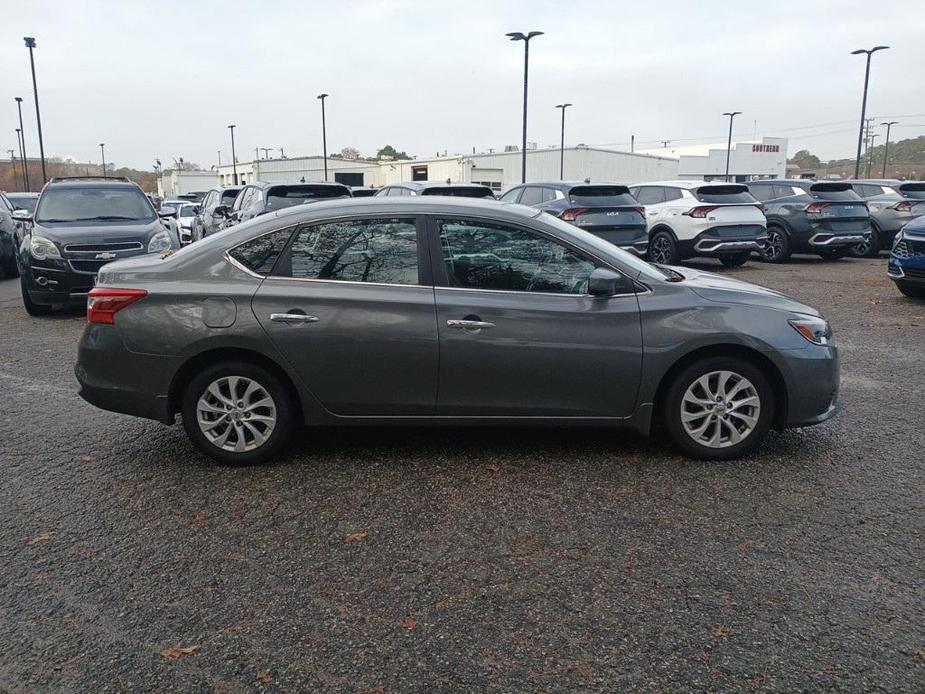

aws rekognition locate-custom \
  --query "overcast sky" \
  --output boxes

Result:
[2,0,924,171]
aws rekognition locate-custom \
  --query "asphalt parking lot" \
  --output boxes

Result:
[0,255,922,692]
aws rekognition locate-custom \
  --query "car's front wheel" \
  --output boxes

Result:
[761,226,791,263]
[648,230,679,265]
[895,281,925,299]
[719,252,751,268]
[181,361,294,465]
[663,356,774,460]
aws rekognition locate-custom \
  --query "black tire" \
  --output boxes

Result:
[20,274,52,316]
[662,356,775,460]
[719,252,751,268]
[850,225,880,259]
[761,225,791,263]
[5,259,19,278]
[648,230,679,265]
[818,248,847,261]
[895,281,925,299]
[181,360,295,466]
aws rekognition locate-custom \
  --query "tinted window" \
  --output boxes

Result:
[8,195,37,213]
[694,185,756,204]
[266,185,349,211]
[498,188,522,203]
[439,219,595,295]
[898,183,925,200]
[232,188,249,211]
[568,185,636,206]
[421,186,494,198]
[228,228,293,276]
[634,186,665,205]
[746,184,775,202]
[663,188,684,202]
[808,183,861,201]
[519,187,545,206]
[35,187,156,223]
[774,184,801,199]
[288,218,418,285]
[178,205,196,217]
[221,189,241,204]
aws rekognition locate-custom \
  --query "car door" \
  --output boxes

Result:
[251,214,438,415]
[430,215,642,417]
[633,186,667,228]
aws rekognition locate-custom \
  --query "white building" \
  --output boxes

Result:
[638,137,788,181]
[157,170,219,198]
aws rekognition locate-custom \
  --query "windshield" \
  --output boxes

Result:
[265,185,349,210]
[568,185,637,206]
[538,211,667,281]
[9,195,38,213]
[178,205,196,217]
[35,187,156,223]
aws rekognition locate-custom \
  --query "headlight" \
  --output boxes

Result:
[789,317,832,346]
[30,235,61,260]
[892,228,905,250]
[147,229,173,253]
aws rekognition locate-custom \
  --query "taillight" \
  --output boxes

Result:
[683,205,719,218]
[804,202,831,214]
[559,207,588,222]
[893,200,917,212]
[87,288,147,324]
[633,206,646,217]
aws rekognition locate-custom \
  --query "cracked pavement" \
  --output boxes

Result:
[0,255,922,692]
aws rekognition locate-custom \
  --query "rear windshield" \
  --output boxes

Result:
[35,187,156,224]
[178,205,196,217]
[899,183,925,200]
[421,186,494,198]
[568,185,637,206]
[694,185,756,204]
[808,183,861,201]
[265,185,350,210]
[221,189,241,203]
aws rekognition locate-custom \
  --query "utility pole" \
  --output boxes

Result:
[866,133,878,178]
[23,37,47,184]
[99,143,106,176]
[14,97,30,190]
[851,46,889,179]
[317,93,329,181]
[15,128,27,190]
[881,121,898,178]
[661,140,671,148]
[723,111,742,182]
[555,103,572,180]
[228,125,237,184]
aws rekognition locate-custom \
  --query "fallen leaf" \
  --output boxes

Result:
[486,464,501,475]
[345,531,368,543]
[401,616,417,630]
[79,455,95,465]
[256,669,272,684]
[160,644,200,660]
[711,626,729,638]
[570,661,593,679]
[28,531,57,545]
[191,512,206,528]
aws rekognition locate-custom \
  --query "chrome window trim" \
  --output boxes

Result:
[264,275,429,290]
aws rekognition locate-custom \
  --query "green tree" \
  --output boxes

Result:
[376,145,410,161]
[788,150,822,169]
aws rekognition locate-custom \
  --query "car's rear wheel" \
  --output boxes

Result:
[850,225,880,258]
[20,274,52,316]
[895,281,925,299]
[719,252,751,268]
[761,226,791,263]
[648,230,679,265]
[663,356,774,460]
[181,361,294,466]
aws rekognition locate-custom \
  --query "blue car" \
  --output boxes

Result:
[888,216,925,298]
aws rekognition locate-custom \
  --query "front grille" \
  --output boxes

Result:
[892,239,925,259]
[69,259,110,274]
[904,267,925,280]
[64,242,144,253]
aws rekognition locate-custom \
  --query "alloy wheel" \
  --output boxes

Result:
[763,229,784,261]
[196,376,277,453]
[650,235,673,264]
[680,370,761,449]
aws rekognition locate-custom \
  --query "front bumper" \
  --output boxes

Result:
[887,254,925,285]
[780,343,840,429]
[25,261,97,306]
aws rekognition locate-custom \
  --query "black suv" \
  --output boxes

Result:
[16,177,178,315]
[191,186,242,241]
[746,180,872,263]
[499,182,648,255]
[223,181,352,228]
[375,181,496,198]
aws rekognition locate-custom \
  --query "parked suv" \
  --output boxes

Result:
[0,192,21,277]
[745,180,872,263]
[628,181,767,267]
[191,186,242,241]
[887,216,925,298]
[846,180,925,257]
[16,177,178,316]
[375,181,496,198]
[224,181,352,228]
[7,192,40,215]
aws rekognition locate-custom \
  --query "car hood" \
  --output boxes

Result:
[33,220,166,246]
[672,266,821,317]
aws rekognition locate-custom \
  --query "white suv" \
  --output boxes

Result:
[629,181,767,267]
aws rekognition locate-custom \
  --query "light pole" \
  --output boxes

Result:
[15,128,27,190]
[228,124,238,184]
[14,97,29,190]
[506,31,544,183]
[99,143,106,176]
[23,37,47,185]
[851,46,889,179]
[317,93,329,181]
[555,103,572,180]
[881,121,898,178]
[722,111,741,182]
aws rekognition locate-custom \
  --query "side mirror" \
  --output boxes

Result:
[159,206,177,218]
[12,209,32,222]
[213,205,229,218]
[193,206,200,214]
[588,267,634,297]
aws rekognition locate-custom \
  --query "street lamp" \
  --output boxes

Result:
[851,45,889,179]
[317,93,329,181]
[99,143,106,176]
[881,121,898,178]
[228,124,238,184]
[722,111,742,182]
[15,128,27,190]
[23,37,47,185]
[555,103,572,180]
[14,97,29,190]
[506,31,544,183]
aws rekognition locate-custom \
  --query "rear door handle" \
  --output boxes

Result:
[447,319,495,330]
[270,313,320,324]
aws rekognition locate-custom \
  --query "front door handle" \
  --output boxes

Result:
[447,319,495,330]
[270,313,320,324]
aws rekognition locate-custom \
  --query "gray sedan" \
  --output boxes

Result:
[76,197,839,464]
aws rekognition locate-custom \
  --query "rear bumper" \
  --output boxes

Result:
[808,231,870,247]
[692,226,768,254]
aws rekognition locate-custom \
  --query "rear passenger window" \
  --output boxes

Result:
[228,228,293,276]
[519,187,545,206]
[287,218,418,285]
[774,184,798,198]
[635,187,665,205]
[663,188,683,202]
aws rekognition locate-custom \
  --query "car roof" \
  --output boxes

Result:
[515,181,630,189]
[44,177,140,189]
[388,181,491,190]
[633,180,746,190]
[247,180,350,190]
[746,179,813,185]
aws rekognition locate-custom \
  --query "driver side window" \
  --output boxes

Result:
[437,218,595,295]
